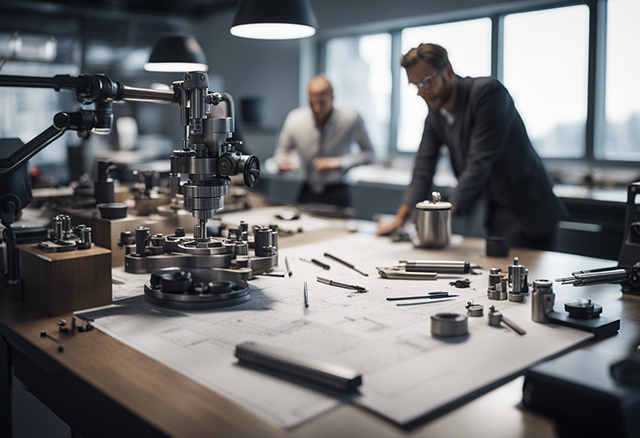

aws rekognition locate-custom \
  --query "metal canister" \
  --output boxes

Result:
[531,279,555,323]
[414,192,452,248]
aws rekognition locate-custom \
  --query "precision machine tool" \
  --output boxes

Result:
[555,182,640,294]
[530,279,620,338]
[0,71,263,308]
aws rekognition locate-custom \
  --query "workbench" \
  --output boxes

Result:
[1,225,639,438]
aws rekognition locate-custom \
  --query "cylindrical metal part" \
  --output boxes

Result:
[466,303,484,317]
[204,117,234,155]
[122,86,176,104]
[120,231,134,245]
[488,289,503,300]
[489,269,503,288]
[531,279,555,323]
[81,227,92,246]
[194,219,208,240]
[402,260,469,274]
[508,257,519,284]
[169,174,181,199]
[53,215,64,240]
[431,313,468,337]
[94,179,115,205]
[135,227,149,256]
[254,227,271,257]
[270,229,278,251]
[488,309,503,327]
[190,87,207,122]
[512,264,526,293]
[234,242,249,256]
[61,215,72,239]
[414,195,452,249]
[509,292,525,303]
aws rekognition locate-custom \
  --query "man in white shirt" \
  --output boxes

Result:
[274,75,375,207]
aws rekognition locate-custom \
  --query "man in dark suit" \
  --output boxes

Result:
[377,43,566,248]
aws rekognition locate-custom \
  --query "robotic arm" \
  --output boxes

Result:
[0,70,260,285]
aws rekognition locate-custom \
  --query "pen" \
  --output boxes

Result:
[317,277,368,293]
[285,257,293,277]
[324,253,368,276]
[300,258,331,270]
[396,298,455,306]
[386,294,459,301]
[304,281,309,307]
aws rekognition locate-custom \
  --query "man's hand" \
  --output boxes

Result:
[312,157,342,171]
[376,217,404,236]
[277,153,299,172]
[376,203,412,236]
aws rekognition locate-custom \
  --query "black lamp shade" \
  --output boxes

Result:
[231,0,318,40]
[144,35,208,72]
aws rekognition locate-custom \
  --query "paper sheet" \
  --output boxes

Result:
[80,233,594,429]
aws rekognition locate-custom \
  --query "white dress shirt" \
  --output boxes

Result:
[274,107,375,194]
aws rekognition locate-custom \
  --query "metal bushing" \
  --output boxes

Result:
[183,196,224,212]
[509,292,525,302]
[182,183,229,199]
[466,302,484,317]
[431,313,468,337]
[488,288,507,300]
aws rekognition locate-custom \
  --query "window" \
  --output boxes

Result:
[398,19,492,152]
[321,1,637,165]
[600,0,640,160]
[503,6,589,158]
[326,33,392,159]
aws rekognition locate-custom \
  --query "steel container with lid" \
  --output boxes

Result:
[414,191,452,248]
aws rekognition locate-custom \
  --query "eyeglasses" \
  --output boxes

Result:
[411,67,445,91]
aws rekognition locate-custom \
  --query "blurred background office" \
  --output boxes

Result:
[0,0,639,260]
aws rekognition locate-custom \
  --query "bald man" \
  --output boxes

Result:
[273,75,375,207]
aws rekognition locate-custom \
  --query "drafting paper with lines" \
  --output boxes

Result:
[80,233,593,428]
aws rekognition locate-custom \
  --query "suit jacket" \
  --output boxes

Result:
[402,75,567,240]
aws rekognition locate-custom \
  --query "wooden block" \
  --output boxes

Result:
[19,244,112,315]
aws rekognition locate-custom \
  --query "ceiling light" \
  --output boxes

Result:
[230,0,318,40]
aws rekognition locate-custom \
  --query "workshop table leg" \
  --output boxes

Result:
[0,335,12,438]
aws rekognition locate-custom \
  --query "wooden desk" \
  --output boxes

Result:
[2,231,639,438]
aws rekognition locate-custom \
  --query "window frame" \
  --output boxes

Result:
[318,0,637,167]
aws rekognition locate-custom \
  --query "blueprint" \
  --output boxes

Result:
[80,233,594,429]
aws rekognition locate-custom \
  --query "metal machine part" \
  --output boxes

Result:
[168,72,260,243]
[132,170,169,215]
[36,215,92,253]
[450,279,471,288]
[531,279,556,323]
[414,191,452,248]
[488,306,526,335]
[235,341,362,392]
[124,225,278,283]
[431,313,468,338]
[144,268,251,310]
[487,269,507,300]
[466,302,484,317]
[399,260,472,274]
[564,298,603,319]
[376,266,437,280]
[555,269,628,286]
[508,257,529,294]
[94,159,116,205]
[530,281,620,338]
[317,277,367,293]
